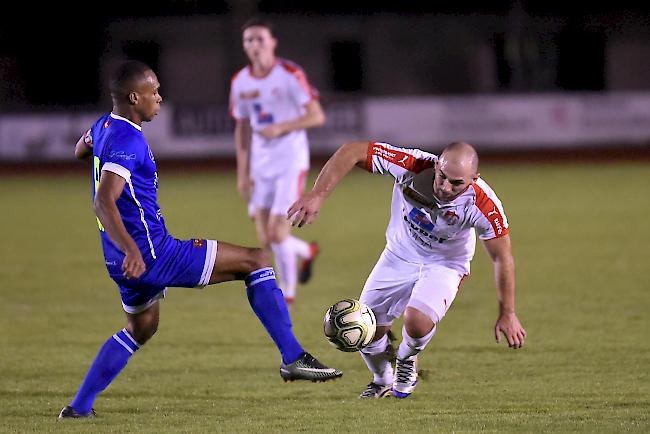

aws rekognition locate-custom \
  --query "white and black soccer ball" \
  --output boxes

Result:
[323,299,377,352]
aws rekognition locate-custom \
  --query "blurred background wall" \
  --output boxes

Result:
[1,0,649,162]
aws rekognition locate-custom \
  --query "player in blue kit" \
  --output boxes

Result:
[58,60,341,419]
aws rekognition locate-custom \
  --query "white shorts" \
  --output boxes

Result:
[360,248,466,326]
[251,169,308,216]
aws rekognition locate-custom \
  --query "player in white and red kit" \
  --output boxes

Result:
[230,18,324,305]
[288,141,527,399]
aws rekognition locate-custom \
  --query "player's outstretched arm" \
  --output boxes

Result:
[288,141,368,227]
[94,171,146,279]
[481,235,527,349]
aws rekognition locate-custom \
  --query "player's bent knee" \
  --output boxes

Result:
[404,321,436,338]
[404,308,436,338]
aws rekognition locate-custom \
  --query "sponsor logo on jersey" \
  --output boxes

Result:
[103,120,111,128]
[193,239,205,248]
[493,217,503,235]
[473,182,508,238]
[239,89,260,99]
[408,208,435,232]
[253,103,274,124]
[443,210,459,225]
[372,145,413,169]
[484,206,504,236]
[108,151,136,160]
[403,214,446,246]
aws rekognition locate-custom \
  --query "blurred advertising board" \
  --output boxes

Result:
[1,93,649,161]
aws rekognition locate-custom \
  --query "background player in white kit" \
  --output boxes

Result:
[288,140,527,399]
[230,18,324,305]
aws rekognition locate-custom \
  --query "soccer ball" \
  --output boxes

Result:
[323,299,377,352]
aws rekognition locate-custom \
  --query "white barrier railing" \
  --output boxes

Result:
[1,92,649,161]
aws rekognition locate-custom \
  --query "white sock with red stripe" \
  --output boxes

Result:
[270,238,297,301]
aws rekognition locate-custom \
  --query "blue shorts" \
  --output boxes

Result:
[109,237,217,314]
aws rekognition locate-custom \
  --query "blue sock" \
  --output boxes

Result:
[245,267,304,365]
[70,328,140,414]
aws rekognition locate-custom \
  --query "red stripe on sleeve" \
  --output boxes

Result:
[229,68,245,120]
[411,158,435,173]
[281,60,319,99]
[230,68,244,84]
[368,143,434,173]
[365,142,376,172]
[473,183,509,238]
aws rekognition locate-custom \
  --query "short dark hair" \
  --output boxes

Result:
[241,17,273,35]
[109,60,152,98]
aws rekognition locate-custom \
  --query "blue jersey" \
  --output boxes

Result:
[87,113,168,271]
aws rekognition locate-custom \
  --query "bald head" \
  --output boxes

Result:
[432,141,479,202]
[440,141,479,175]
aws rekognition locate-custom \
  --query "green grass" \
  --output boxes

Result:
[1,162,648,433]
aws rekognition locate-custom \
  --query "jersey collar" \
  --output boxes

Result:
[247,59,278,80]
[110,113,142,131]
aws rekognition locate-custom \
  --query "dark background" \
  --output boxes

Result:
[2,0,650,109]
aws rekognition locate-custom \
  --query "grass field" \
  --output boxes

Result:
[1,162,648,433]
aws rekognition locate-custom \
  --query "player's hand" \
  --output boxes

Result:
[259,124,286,139]
[287,191,325,227]
[494,312,526,349]
[122,249,146,279]
[237,177,253,202]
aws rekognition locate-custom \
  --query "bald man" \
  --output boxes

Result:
[288,140,526,399]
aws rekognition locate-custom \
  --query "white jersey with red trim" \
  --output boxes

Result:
[366,142,510,273]
[230,58,318,176]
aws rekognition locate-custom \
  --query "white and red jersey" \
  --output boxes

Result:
[230,58,318,176]
[365,142,510,274]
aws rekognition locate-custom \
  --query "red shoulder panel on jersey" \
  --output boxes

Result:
[229,67,247,120]
[366,142,434,173]
[280,59,319,99]
[473,183,509,238]
[230,67,246,84]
